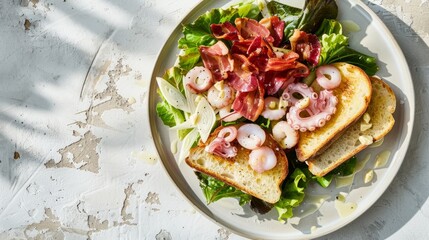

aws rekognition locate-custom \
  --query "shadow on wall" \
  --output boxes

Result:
[318,1,429,240]
[0,0,171,214]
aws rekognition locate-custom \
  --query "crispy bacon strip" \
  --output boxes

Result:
[211,22,240,41]
[235,18,273,42]
[259,16,285,47]
[289,30,321,66]
[265,51,300,72]
[232,78,265,121]
[228,54,259,92]
[199,41,233,81]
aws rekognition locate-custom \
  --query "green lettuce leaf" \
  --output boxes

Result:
[315,18,342,36]
[317,19,379,75]
[268,0,338,40]
[196,172,251,205]
[330,156,357,176]
[306,156,358,188]
[267,1,301,39]
[156,95,186,128]
[178,1,261,71]
[274,156,358,220]
[274,168,310,220]
[295,0,338,36]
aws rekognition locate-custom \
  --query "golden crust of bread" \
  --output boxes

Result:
[307,76,396,176]
[295,63,372,161]
[185,125,288,204]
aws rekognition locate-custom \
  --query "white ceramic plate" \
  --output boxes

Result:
[148,0,415,239]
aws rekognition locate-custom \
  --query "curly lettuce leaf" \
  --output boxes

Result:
[274,156,357,220]
[178,1,261,71]
[317,19,379,75]
[315,18,342,36]
[156,94,185,128]
[274,168,310,220]
[196,172,251,205]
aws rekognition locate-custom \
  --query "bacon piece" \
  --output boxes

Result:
[292,62,311,77]
[211,22,239,41]
[289,30,321,66]
[232,78,265,121]
[263,61,309,95]
[259,16,285,47]
[247,36,275,57]
[247,37,275,71]
[199,41,233,81]
[235,18,273,42]
[263,71,294,95]
[227,54,259,92]
[265,51,300,72]
[230,39,252,55]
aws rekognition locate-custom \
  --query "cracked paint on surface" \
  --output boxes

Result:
[44,131,101,173]
[121,181,143,224]
[77,58,135,129]
[155,229,172,240]
[145,192,161,205]
[24,208,64,240]
[217,228,232,240]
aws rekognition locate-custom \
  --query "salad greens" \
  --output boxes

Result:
[267,1,378,75]
[316,19,379,75]
[178,0,261,71]
[274,168,310,220]
[267,0,338,40]
[196,172,251,205]
[156,67,190,139]
[156,0,378,221]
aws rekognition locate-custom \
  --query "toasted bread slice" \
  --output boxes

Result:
[295,63,372,161]
[307,76,396,176]
[186,125,288,204]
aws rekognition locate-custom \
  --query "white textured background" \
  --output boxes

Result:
[0,0,428,239]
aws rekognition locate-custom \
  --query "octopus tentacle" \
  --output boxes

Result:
[283,83,338,132]
[281,82,318,106]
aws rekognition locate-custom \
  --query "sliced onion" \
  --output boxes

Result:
[195,97,216,143]
[156,77,190,112]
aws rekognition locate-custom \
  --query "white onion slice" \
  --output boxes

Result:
[156,77,190,112]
